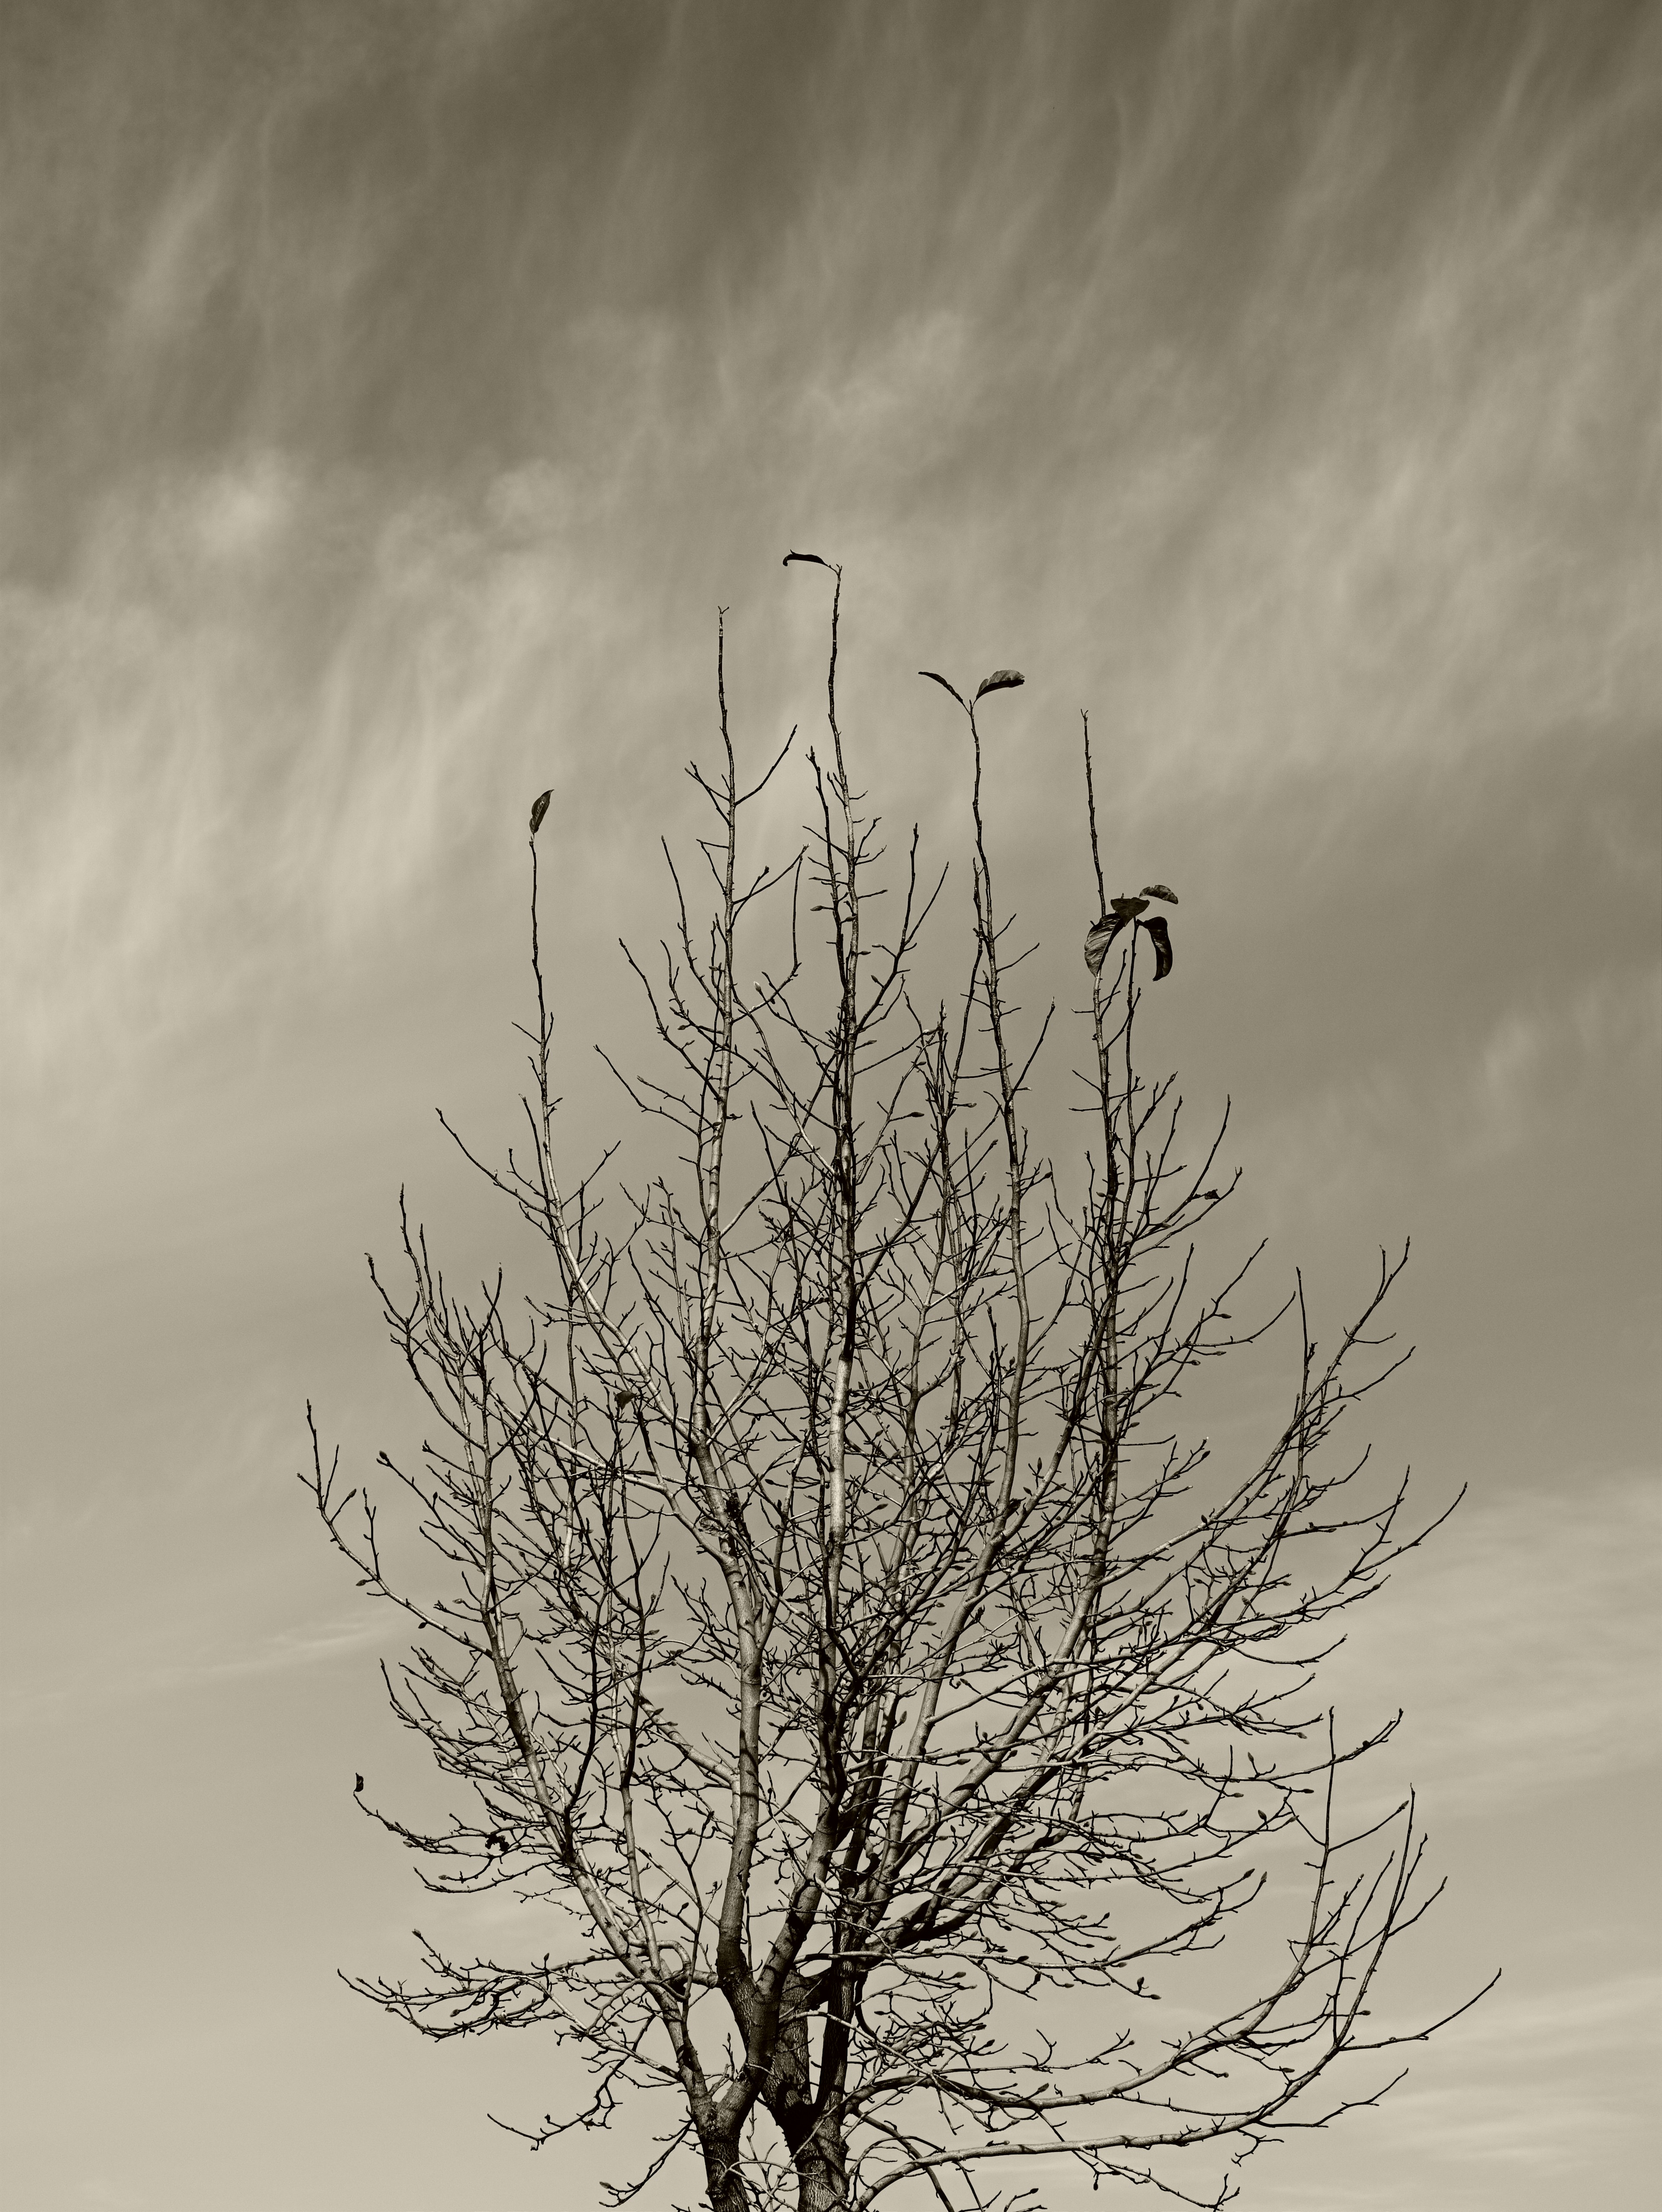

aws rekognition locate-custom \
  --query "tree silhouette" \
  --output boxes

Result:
[306,564,1489,2212]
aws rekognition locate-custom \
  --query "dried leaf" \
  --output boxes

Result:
[975,668,1025,699]
[529,789,552,836]
[1139,914,1173,979]
[1084,912,1131,976]
[783,550,832,569]
[1110,894,1149,918]
[918,669,968,710]
[1139,883,1179,905]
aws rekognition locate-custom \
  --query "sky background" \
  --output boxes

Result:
[2,3,1658,2207]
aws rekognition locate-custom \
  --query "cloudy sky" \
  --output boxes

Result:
[2,3,1657,2207]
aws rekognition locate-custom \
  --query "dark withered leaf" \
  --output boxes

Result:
[1139,914,1174,979]
[529,789,552,836]
[1084,912,1131,975]
[974,668,1025,699]
[918,670,968,710]
[1139,883,1179,905]
[1110,894,1149,918]
[783,550,831,569]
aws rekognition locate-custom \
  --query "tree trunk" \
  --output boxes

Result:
[794,2139,849,2212]
[751,1967,851,2211]
[700,2134,750,2212]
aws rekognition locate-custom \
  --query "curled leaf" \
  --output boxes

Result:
[1084,911,1132,976]
[975,668,1025,699]
[1139,883,1178,905]
[529,789,552,836]
[1139,914,1173,979]
[783,550,832,569]
[1110,894,1149,918]
[918,669,968,710]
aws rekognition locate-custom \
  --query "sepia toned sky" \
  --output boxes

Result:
[2,3,1657,2207]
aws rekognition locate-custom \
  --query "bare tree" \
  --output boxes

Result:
[306,560,1491,2212]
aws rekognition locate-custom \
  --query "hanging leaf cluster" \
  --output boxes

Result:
[917,668,1025,711]
[1084,884,1178,980]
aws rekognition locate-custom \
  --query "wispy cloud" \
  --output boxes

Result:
[2,461,654,1091]
[5,1,1650,1110]
[1243,962,1662,1214]
[1318,1468,1660,1815]
[120,144,240,348]
[0,1607,387,1732]
[1258,1971,1660,2208]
